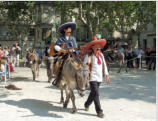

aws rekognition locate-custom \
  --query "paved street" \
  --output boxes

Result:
[0,67,156,121]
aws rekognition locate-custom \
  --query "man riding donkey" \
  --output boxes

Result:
[81,37,110,118]
[49,22,78,87]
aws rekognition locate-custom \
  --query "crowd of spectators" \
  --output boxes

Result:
[107,44,156,70]
[0,42,21,80]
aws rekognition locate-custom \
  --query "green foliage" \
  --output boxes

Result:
[0,1,35,22]
[0,1,156,41]
[54,1,156,39]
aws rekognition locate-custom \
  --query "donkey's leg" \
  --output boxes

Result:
[60,89,64,104]
[32,69,35,81]
[46,60,51,82]
[34,64,38,79]
[49,61,54,82]
[37,64,40,77]
[63,89,70,108]
[31,65,35,81]
[70,90,77,113]
[117,66,121,73]
[125,65,128,72]
[125,62,128,73]
[117,61,122,73]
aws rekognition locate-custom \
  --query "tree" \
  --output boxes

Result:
[55,1,156,43]
[55,1,115,41]
[134,1,156,46]
[0,1,35,42]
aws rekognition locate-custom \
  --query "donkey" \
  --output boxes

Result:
[27,50,42,80]
[103,50,127,73]
[53,53,90,113]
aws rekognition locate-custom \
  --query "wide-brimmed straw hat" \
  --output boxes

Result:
[58,22,76,34]
[81,36,106,50]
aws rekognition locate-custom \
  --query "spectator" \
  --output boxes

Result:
[44,44,50,57]
[0,60,9,81]
[0,47,4,61]
[117,45,124,53]
[36,48,43,61]
[12,43,21,67]
[148,47,156,70]
[106,46,114,62]
[126,46,133,68]
[135,45,144,68]
[24,48,29,67]
[145,48,151,68]
[4,46,9,57]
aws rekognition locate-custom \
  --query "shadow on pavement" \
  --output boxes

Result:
[0,99,68,118]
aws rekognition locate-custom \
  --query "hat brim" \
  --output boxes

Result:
[82,39,106,50]
[58,22,76,34]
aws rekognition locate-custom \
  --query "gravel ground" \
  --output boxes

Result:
[0,67,156,121]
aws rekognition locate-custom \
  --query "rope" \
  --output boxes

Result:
[125,55,156,62]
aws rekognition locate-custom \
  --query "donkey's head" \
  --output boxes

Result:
[70,55,90,96]
[27,49,37,66]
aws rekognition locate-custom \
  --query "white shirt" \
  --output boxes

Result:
[54,45,62,51]
[118,48,124,53]
[4,50,9,57]
[127,48,133,53]
[136,49,144,58]
[83,53,109,82]
[66,36,69,40]
[16,46,21,51]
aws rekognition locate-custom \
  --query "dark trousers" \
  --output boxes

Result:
[149,57,156,70]
[127,55,133,68]
[85,81,103,114]
[136,58,140,68]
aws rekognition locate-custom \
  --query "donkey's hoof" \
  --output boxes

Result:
[63,104,67,108]
[72,109,77,114]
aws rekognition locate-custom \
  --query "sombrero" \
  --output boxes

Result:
[58,22,76,34]
[81,39,106,50]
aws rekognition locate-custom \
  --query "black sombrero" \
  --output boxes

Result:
[58,22,76,34]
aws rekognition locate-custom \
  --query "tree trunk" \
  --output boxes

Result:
[137,32,140,46]
[87,24,93,41]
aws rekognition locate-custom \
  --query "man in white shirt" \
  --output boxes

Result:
[12,42,21,67]
[135,46,144,68]
[82,38,110,118]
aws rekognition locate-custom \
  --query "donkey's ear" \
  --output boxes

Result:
[33,49,36,53]
[30,49,33,53]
